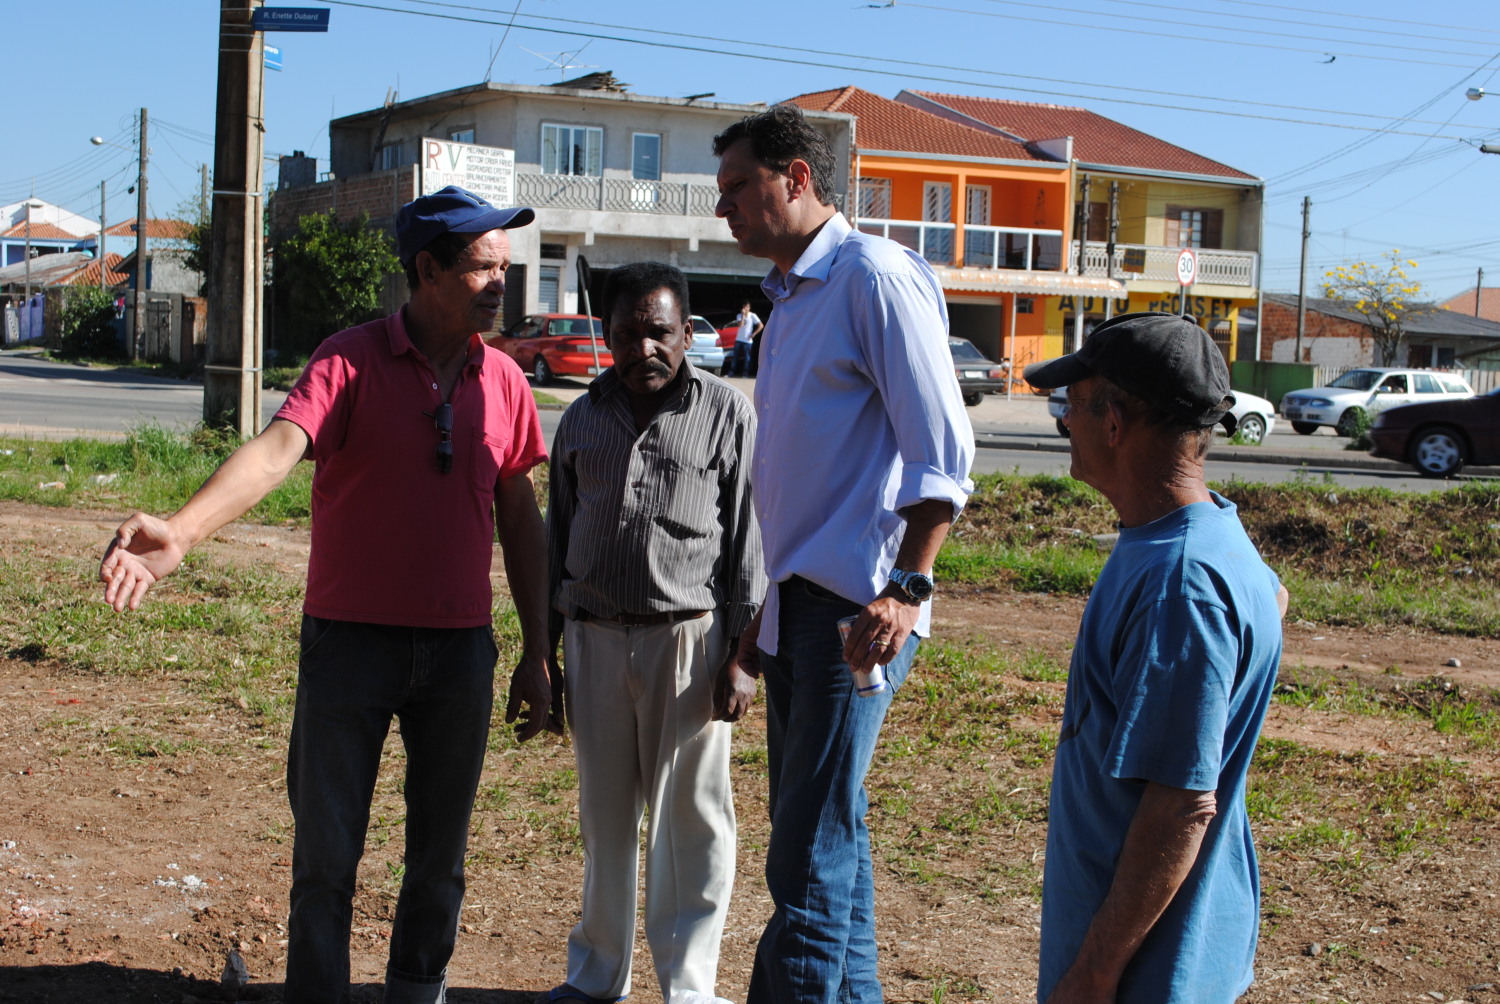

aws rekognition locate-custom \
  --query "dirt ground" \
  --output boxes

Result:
[1,502,1497,1003]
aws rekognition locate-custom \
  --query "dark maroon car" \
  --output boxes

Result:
[1367,387,1500,478]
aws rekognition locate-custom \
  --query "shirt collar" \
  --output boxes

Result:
[762,213,851,301]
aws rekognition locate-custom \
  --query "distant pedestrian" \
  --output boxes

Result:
[541,262,764,1004]
[100,186,558,1004]
[714,103,975,1004]
[1024,311,1288,1004]
[729,301,762,377]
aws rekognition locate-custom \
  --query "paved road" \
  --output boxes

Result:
[0,352,287,438]
[3,350,1491,493]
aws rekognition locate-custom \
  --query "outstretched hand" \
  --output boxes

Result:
[100,513,188,612]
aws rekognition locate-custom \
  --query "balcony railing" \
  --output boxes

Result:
[855,218,1063,271]
[1070,241,1259,287]
[514,171,840,218]
[515,172,722,217]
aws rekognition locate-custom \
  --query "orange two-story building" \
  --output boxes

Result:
[788,87,1123,379]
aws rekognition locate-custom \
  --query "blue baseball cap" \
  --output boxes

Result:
[396,185,535,265]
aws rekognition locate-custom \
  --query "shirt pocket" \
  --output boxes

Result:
[470,427,511,495]
[651,455,719,542]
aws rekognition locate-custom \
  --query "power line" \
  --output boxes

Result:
[1187,0,1500,38]
[1081,0,1498,48]
[949,0,1494,61]
[320,0,1498,140]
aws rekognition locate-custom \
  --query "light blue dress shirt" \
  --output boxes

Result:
[753,213,975,654]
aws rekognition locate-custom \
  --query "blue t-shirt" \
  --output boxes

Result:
[1038,492,1282,1004]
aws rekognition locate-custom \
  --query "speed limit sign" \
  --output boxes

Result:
[1176,248,1197,287]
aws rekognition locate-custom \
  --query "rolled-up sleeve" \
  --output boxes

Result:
[859,268,975,518]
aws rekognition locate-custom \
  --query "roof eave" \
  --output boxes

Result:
[1075,161,1262,186]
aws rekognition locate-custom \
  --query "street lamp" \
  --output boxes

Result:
[91,108,149,360]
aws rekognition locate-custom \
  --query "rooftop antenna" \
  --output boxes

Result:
[522,41,599,80]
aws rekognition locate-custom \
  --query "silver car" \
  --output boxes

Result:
[687,316,727,376]
[1281,368,1473,437]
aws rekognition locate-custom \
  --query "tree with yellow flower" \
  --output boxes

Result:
[1322,251,1430,366]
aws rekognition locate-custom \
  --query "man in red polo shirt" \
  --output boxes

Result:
[99,186,556,1004]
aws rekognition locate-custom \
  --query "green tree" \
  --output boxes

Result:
[55,286,122,359]
[1322,250,1430,366]
[272,210,399,355]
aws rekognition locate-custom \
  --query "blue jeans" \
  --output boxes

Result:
[748,578,917,1004]
[731,342,753,377]
[285,616,497,1004]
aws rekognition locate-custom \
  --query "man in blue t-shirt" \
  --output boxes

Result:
[1024,312,1287,1004]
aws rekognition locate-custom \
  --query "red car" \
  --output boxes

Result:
[486,313,609,385]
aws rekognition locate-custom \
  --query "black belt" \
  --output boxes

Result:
[574,608,710,626]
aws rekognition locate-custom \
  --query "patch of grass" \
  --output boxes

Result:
[0,425,313,522]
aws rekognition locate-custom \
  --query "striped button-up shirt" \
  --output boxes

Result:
[546,361,765,639]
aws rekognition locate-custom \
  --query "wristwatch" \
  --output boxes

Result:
[887,568,935,603]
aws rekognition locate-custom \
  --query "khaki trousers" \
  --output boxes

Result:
[563,613,736,1001]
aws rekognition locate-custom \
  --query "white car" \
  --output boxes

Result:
[1048,386,1278,444]
[686,316,727,376]
[1280,368,1474,437]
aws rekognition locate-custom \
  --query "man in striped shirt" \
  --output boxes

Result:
[542,262,765,1004]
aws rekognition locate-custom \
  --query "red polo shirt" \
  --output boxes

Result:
[275,310,547,628]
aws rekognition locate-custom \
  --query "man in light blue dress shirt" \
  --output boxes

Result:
[713,104,975,1004]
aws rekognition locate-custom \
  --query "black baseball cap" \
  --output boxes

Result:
[1025,311,1237,432]
[396,185,535,265]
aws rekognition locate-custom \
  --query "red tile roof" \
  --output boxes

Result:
[104,218,194,239]
[902,91,1258,180]
[1438,287,1500,325]
[0,221,82,240]
[59,253,130,287]
[787,87,1054,162]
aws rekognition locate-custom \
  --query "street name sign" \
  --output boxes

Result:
[252,8,330,31]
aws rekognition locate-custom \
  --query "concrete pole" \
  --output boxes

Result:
[23,182,34,306]
[98,181,107,290]
[133,109,149,361]
[204,0,265,437]
[1477,268,1484,317]
[1295,196,1310,364]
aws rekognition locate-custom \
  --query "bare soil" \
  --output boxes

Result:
[2,502,1497,1003]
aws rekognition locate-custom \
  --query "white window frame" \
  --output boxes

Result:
[377,140,405,171]
[923,181,953,223]
[541,123,603,177]
[856,177,892,220]
[965,184,991,225]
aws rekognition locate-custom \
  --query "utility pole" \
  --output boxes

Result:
[200,164,210,223]
[1105,180,1119,321]
[23,181,34,308]
[1295,196,1311,364]
[205,0,265,437]
[1071,174,1091,352]
[133,108,149,361]
[98,181,107,290]
[1477,267,1485,317]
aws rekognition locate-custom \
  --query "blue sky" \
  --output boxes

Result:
[7,0,1498,299]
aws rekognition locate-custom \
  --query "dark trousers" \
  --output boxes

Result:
[284,616,497,1004]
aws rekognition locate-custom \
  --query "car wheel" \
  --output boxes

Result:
[1055,418,1070,438]
[1291,421,1319,436]
[1410,426,1466,478]
[1236,413,1267,444]
[962,391,982,407]
[1335,407,1364,438]
[532,356,553,385]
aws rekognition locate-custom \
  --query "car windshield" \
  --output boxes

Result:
[949,339,986,362]
[1327,369,1382,391]
[692,318,717,335]
[551,318,600,336]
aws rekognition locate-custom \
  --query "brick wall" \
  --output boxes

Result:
[269,167,418,238]
[1261,298,1373,365]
